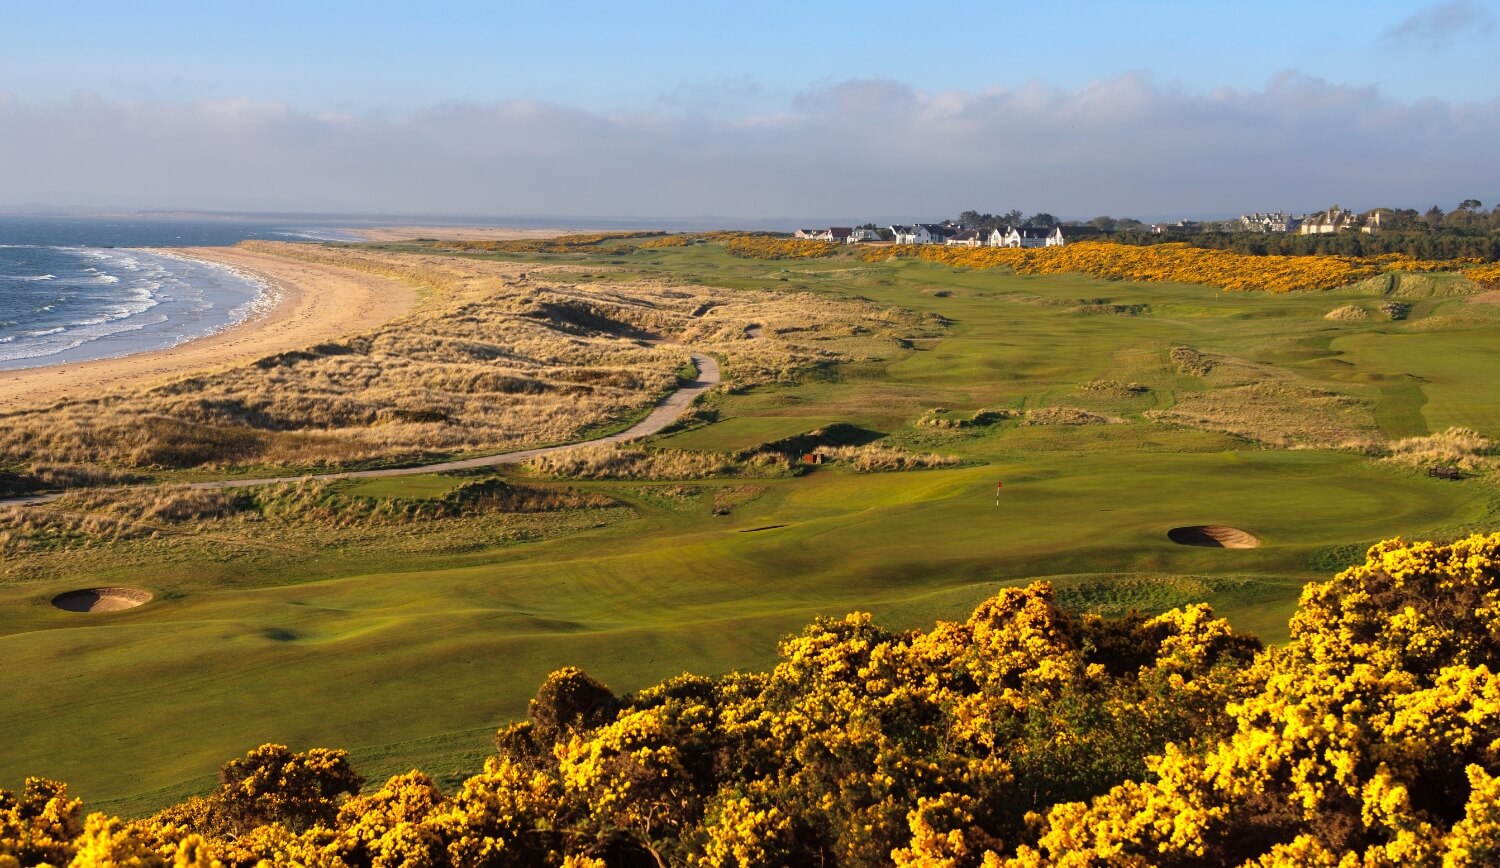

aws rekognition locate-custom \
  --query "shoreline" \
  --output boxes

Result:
[0,245,420,412]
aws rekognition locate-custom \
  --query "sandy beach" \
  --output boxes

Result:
[0,246,420,411]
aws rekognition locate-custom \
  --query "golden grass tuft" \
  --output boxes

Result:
[1022,407,1125,426]
[1324,304,1369,321]
[809,444,960,472]
[526,445,792,480]
[0,244,932,473]
[1385,427,1493,470]
[1150,382,1376,448]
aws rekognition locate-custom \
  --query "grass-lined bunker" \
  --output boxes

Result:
[51,587,153,613]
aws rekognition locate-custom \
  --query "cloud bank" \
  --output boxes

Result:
[2,73,1495,220]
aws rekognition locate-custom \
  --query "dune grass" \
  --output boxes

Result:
[2,238,1498,812]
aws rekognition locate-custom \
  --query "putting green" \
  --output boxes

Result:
[340,474,467,500]
[651,415,837,452]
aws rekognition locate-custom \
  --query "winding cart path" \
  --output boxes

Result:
[3,353,718,506]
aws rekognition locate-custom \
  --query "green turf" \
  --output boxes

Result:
[650,415,837,452]
[3,243,1498,812]
[1334,324,1500,436]
[340,474,467,500]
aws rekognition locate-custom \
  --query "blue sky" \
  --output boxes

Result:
[4,1,1496,110]
[1,1,1496,219]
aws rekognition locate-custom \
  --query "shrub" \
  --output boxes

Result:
[12,535,1500,864]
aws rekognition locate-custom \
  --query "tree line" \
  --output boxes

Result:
[946,200,1500,260]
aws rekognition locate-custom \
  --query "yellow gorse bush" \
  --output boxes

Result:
[6,534,1500,865]
[715,232,842,260]
[1466,261,1500,286]
[691,233,1500,293]
[860,241,1385,293]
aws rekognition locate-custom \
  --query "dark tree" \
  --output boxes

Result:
[530,666,617,736]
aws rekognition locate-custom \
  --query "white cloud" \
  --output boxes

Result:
[0,74,1495,220]
[1384,0,1496,46]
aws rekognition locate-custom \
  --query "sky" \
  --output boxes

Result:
[0,0,1497,221]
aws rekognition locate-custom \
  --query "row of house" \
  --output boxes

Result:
[793,227,881,243]
[1238,211,1301,233]
[1236,207,1383,235]
[889,223,1104,248]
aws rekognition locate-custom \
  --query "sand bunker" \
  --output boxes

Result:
[51,587,153,613]
[1167,525,1261,549]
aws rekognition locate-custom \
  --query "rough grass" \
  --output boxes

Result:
[527,445,793,480]
[0,244,933,474]
[1325,304,1369,321]
[1022,407,1126,426]
[809,444,961,472]
[1385,427,1494,470]
[0,478,615,555]
[1150,382,1376,448]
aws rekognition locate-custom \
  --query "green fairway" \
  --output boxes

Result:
[1334,324,1500,436]
[3,242,1497,813]
[650,415,837,451]
[340,474,467,500]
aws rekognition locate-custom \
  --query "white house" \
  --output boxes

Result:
[889,225,917,244]
[995,227,1050,248]
[1299,207,1359,235]
[914,224,951,245]
[945,229,982,248]
[1237,211,1300,233]
[849,227,881,243]
[793,229,824,240]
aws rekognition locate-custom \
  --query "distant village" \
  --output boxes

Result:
[793,206,1395,248]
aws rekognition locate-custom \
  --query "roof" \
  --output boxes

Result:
[828,227,854,238]
[1054,226,1105,238]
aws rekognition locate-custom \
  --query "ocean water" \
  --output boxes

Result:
[0,217,360,371]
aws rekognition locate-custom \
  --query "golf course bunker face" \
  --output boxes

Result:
[1167,525,1261,549]
[51,587,153,613]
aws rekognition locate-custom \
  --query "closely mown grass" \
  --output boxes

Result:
[3,240,1499,813]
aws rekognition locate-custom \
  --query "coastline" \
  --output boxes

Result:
[0,245,420,411]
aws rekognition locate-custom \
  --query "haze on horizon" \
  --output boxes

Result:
[1,0,1497,221]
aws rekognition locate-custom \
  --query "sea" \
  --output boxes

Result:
[0,216,361,372]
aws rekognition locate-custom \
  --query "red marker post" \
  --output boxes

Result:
[995,479,1003,508]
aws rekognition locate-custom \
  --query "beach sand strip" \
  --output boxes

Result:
[0,246,420,411]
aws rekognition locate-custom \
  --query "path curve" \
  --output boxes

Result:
[4,353,719,505]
